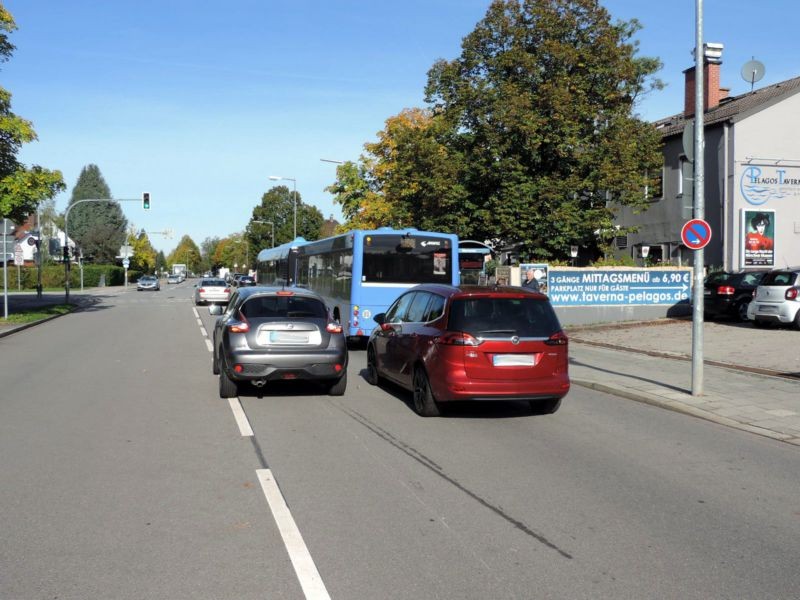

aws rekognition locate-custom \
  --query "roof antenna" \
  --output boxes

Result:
[740,58,765,93]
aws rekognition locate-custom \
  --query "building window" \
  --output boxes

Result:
[678,155,688,196]
[645,167,663,202]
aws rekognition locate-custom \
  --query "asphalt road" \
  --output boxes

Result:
[1,281,798,599]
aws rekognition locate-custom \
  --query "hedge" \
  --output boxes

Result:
[7,264,135,289]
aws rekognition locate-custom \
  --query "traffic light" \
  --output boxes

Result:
[142,192,151,210]
[48,238,60,255]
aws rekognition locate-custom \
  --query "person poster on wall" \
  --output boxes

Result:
[520,263,549,294]
[742,209,775,267]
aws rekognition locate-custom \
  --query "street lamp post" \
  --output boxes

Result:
[268,176,297,239]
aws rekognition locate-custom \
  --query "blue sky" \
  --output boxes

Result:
[5,0,799,253]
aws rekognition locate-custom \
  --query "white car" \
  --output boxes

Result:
[193,278,231,306]
[748,268,800,328]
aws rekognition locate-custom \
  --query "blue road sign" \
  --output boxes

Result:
[681,218,712,250]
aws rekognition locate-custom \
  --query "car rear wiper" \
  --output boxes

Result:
[477,329,516,334]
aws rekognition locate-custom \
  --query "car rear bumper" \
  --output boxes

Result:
[429,369,570,402]
[222,348,348,382]
[750,302,800,323]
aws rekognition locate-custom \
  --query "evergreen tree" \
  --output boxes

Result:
[67,164,127,263]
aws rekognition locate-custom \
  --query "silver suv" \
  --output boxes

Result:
[747,268,800,329]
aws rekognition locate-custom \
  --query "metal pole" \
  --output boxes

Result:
[292,179,297,239]
[36,209,42,299]
[691,0,705,396]
[3,218,8,319]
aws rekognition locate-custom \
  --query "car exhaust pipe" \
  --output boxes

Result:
[251,379,267,388]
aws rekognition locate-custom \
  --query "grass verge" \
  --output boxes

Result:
[1,304,74,325]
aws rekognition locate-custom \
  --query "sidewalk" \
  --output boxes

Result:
[568,321,800,446]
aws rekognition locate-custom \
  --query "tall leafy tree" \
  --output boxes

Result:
[248,185,323,249]
[0,4,64,223]
[167,235,201,274]
[155,250,167,274]
[127,226,156,272]
[67,164,127,263]
[200,236,222,272]
[424,0,663,259]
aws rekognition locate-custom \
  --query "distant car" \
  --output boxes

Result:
[167,274,181,284]
[703,270,769,321]
[136,275,160,291]
[229,272,245,285]
[748,268,800,329]
[193,278,231,306]
[366,284,570,416]
[211,287,348,398]
[236,275,256,287]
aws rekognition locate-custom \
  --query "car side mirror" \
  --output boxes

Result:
[209,304,224,315]
[373,312,386,325]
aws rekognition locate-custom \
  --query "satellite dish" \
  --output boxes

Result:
[741,59,765,92]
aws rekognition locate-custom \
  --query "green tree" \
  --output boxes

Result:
[200,236,222,272]
[155,250,167,274]
[167,235,201,274]
[67,164,127,263]
[0,5,64,223]
[127,226,156,272]
[250,185,324,248]
[423,0,663,259]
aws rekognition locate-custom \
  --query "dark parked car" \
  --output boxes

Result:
[236,275,257,287]
[366,284,570,416]
[747,268,800,328]
[703,270,769,321]
[211,287,348,398]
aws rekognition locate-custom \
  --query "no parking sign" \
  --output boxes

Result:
[681,219,712,250]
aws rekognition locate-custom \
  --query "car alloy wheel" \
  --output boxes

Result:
[366,346,380,386]
[412,367,440,417]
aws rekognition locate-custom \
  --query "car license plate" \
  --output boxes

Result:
[493,354,535,367]
[269,331,309,344]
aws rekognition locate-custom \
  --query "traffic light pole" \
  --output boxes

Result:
[63,197,149,303]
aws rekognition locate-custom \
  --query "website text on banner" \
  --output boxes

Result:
[547,269,691,307]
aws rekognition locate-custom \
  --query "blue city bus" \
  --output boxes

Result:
[255,237,306,287]
[257,228,459,340]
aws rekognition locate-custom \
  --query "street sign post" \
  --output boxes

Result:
[681,218,712,250]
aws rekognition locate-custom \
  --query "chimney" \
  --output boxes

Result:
[684,42,724,117]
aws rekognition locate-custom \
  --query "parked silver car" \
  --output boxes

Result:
[193,278,230,306]
[748,268,800,328]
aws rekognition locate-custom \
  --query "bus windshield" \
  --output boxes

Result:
[362,234,453,284]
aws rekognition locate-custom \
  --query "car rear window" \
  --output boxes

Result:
[448,297,561,337]
[761,271,798,286]
[241,295,327,319]
[201,279,226,286]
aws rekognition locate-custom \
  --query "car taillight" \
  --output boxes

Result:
[228,312,250,333]
[435,332,481,346]
[716,285,735,296]
[198,288,205,293]
[326,322,343,333]
[224,288,231,294]
[544,331,568,346]
[786,287,799,300]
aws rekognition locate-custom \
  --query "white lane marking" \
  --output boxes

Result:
[227,397,254,437]
[256,469,331,600]
[192,307,199,318]
[199,326,208,337]
[204,339,213,352]
[196,318,203,327]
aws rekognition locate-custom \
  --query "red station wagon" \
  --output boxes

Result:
[366,284,570,416]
